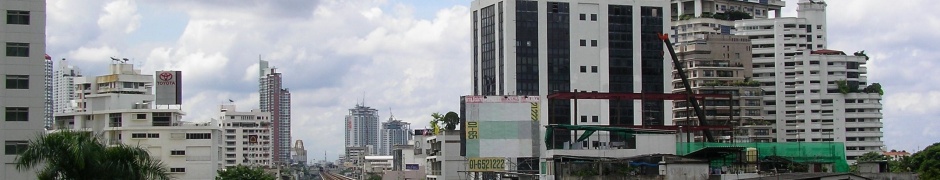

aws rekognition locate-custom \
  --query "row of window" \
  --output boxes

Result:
[578,39,598,47]
[131,133,160,139]
[5,107,29,121]
[5,141,28,155]
[578,13,597,21]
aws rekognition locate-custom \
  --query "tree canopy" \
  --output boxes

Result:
[909,143,940,179]
[16,131,170,180]
[216,165,276,180]
[443,111,460,131]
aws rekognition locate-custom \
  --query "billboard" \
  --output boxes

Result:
[155,71,182,105]
[405,164,419,170]
[468,157,506,172]
[461,95,541,158]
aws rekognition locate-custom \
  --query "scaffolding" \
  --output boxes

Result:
[677,142,849,172]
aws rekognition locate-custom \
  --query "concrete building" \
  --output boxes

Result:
[259,60,292,165]
[380,117,411,156]
[425,130,466,180]
[363,156,393,173]
[470,0,675,153]
[292,140,307,165]
[460,95,541,179]
[346,104,380,155]
[670,34,769,143]
[734,0,884,163]
[218,105,273,168]
[671,0,784,19]
[53,63,222,180]
[53,58,82,116]
[1,0,46,178]
[43,55,52,128]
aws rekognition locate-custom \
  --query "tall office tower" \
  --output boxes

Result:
[43,55,52,128]
[670,34,769,143]
[0,0,46,178]
[736,0,883,163]
[53,58,82,115]
[259,60,292,165]
[345,104,379,156]
[379,117,411,156]
[219,105,273,168]
[470,0,673,148]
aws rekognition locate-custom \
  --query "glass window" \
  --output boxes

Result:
[590,14,597,21]
[6,10,29,25]
[5,107,28,121]
[5,75,28,89]
[4,141,28,155]
[5,42,29,57]
[579,14,586,20]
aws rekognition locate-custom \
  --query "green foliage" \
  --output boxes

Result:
[835,80,852,94]
[863,83,884,95]
[853,50,870,60]
[711,11,753,20]
[430,113,443,134]
[443,111,460,131]
[679,14,694,20]
[700,12,713,18]
[216,165,276,180]
[572,166,599,177]
[909,143,940,179]
[15,131,170,180]
[856,151,889,162]
[367,173,382,180]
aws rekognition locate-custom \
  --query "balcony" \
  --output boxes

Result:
[846,131,883,137]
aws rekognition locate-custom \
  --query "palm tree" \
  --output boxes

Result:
[15,131,170,180]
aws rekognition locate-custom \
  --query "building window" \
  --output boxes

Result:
[580,39,586,46]
[5,107,28,121]
[6,10,29,25]
[590,40,597,47]
[186,133,212,139]
[580,66,587,73]
[4,141,28,155]
[170,150,185,156]
[580,116,587,122]
[591,116,598,122]
[136,114,146,119]
[5,75,28,89]
[5,42,29,57]
[590,14,597,21]
[579,14,586,20]
[170,168,186,173]
[591,66,598,73]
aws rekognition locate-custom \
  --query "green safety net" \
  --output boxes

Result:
[677,142,850,172]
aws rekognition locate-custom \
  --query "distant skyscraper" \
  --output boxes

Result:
[44,55,53,128]
[380,116,411,156]
[259,60,292,165]
[53,58,82,117]
[345,104,379,155]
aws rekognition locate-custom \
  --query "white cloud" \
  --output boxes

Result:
[98,0,142,34]
[66,46,121,62]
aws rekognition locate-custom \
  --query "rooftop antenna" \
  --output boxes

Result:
[361,92,366,107]
[389,107,394,120]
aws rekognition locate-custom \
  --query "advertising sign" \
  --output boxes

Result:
[249,135,258,143]
[468,157,505,171]
[155,71,182,105]
[466,122,479,139]
[405,164,419,170]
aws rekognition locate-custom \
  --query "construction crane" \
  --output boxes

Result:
[658,33,715,142]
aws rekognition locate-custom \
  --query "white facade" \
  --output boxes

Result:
[53,58,81,116]
[380,118,410,156]
[292,140,307,165]
[218,105,273,168]
[734,0,883,163]
[44,58,52,128]
[671,0,785,19]
[424,131,466,180]
[52,63,223,180]
[1,0,46,178]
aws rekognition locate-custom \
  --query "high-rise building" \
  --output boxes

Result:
[43,55,52,129]
[292,140,307,165]
[379,117,411,156]
[670,34,768,142]
[0,0,46,178]
[470,0,674,148]
[218,105,273,168]
[259,60,292,165]
[53,63,223,180]
[731,0,883,163]
[345,104,379,156]
[53,58,82,116]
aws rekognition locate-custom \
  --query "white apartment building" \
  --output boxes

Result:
[672,0,784,19]
[424,131,465,180]
[734,0,883,163]
[1,0,46,178]
[218,105,273,168]
[53,63,223,179]
[380,117,410,156]
[53,58,82,115]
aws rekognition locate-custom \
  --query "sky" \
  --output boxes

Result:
[46,0,939,162]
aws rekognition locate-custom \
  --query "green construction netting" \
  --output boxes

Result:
[677,142,849,172]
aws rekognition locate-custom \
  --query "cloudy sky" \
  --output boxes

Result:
[47,0,937,162]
